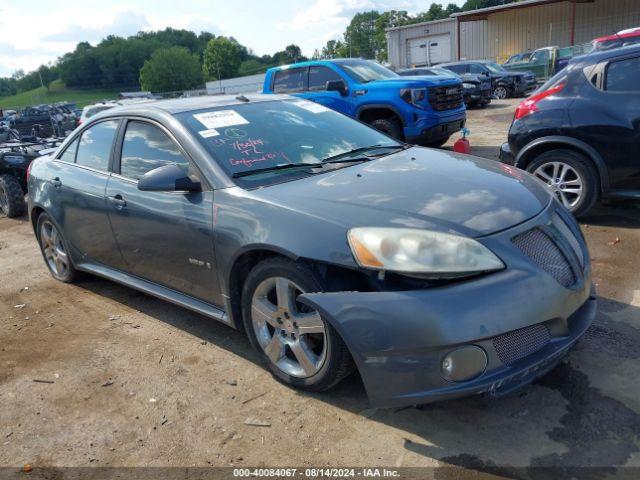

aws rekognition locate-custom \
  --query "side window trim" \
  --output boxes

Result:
[114,117,212,190]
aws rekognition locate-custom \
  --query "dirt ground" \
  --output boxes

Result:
[1,98,640,476]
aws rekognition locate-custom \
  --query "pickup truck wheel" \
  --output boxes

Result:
[0,174,26,218]
[369,118,404,141]
[527,149,598,217]
[242,258,354,391]
[493,86,509,100]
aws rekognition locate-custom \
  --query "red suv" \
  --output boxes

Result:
[592,28,640,51]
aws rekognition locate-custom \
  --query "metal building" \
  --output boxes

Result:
[386,0,640,69]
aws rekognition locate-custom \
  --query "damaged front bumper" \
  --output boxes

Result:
[300,204,596,408]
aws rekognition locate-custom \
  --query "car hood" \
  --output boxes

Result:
[256,147,550,238]
[367,76,460,88]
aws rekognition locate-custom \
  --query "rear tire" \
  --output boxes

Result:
[526,149,598,217]
[36,212,79,283]
[241,257,354,392]
[0,175,26,218]
[369,118,404,141]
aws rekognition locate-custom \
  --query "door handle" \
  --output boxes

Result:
[108,194,127,209]
[50,177,61,188]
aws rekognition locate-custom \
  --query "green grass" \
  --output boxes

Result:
[0,80,120,109]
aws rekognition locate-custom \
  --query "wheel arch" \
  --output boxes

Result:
[30,205,46,235]
[225,246,299,329]
[356,104,405,127]
[514,136,610,194]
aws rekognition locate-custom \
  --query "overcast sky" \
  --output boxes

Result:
[0,0,466,77]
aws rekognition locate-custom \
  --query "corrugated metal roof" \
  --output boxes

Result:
[385,17,454,32]
[451,0,587,19]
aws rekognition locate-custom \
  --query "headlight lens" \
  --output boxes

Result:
[400,88,427,109]
[348,227,504,276]
[462,82,476,89]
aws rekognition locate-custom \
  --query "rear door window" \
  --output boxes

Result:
[273,68,308,93]
[75,120,119,171]
[308,66,342,91]
[605,56,640,92]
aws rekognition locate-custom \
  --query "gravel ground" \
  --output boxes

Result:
[1,98,640,477]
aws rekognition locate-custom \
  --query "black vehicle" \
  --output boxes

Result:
[10,105,76,138]
[0,125,61,217]
[397,66,492,108]
[440,60,537,99]
[500,44,640,217]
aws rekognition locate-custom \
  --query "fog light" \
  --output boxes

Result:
[441,346,488,382]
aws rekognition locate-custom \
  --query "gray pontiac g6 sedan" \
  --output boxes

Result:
[27,95,596,408]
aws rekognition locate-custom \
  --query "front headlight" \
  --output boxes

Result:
[462,82,476,89]
[348,227,504,277]
[400,88,427,109]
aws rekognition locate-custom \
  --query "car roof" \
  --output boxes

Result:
[571,43,640,64]
[268,58,376,71]
[594,29,640,42]
[102,94,294,116]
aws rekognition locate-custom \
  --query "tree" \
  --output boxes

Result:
[139,47,203,93]
[321,39,347,59]
[344,11,381,59]
[202,36,243,80]
[374,10,411,61]
[237,59,268,76]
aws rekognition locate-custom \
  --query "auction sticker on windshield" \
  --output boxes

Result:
[292,100,330,114]
[194,110,249,129]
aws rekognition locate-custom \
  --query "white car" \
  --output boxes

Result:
[79,102,119,125]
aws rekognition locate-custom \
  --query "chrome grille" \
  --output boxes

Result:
[512,228,576,287]
[493,324,551,365]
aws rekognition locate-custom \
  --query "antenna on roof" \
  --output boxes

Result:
[236,95,250,102]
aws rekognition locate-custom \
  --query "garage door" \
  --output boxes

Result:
[407,34,452,66]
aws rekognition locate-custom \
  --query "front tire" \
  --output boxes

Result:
[0,175,26,218]
[36,213,79,283]
[493,85,509,100]
[369,118,404,141]
[241,258,354,391]
[526,149,598,217]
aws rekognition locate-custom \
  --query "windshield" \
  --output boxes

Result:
[338,60,398,83]
[177,99,401,188]
[484,62,508,74]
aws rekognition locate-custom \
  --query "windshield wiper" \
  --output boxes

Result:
[321,144,408,164]
[232,163,322,178]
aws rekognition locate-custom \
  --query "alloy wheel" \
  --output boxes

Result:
[533,161,584,209]
[251,277,327,378]
[40,220,70,277]
[493,86,508,99]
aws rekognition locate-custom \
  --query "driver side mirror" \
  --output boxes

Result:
[138,164,202,193]
[326,80,348,96]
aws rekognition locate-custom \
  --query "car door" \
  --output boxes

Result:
[600,54,640,190]
[105,119,220,304]
[304,65,355,116]
[47,119,127,270]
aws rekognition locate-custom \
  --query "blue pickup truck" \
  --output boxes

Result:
[262,59,466,147]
